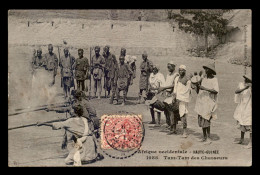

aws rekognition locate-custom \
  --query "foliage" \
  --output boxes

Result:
[166,9,232,39]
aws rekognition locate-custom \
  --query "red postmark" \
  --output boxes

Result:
[101,115,143,150]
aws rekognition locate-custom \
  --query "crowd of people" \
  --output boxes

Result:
[32,44,252,165]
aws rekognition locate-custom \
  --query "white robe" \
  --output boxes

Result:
[163,72,179,104]
[233,82,252,126]
[194,77,219,120]
[174,76,191,117]
[149,72,165,93]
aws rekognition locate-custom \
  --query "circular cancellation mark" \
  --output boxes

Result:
[100,111,145,159]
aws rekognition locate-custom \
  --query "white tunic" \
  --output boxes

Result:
[149,72,165,93]
[174,76,191,103]
[233,82,252,126]
[194,77,219,120]
[174,76,191,117]
[163,72,179,104]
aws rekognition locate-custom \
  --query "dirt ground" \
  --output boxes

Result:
[8,44,252,166]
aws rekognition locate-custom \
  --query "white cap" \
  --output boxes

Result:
[168,61,175,66]
[179,65,186,70]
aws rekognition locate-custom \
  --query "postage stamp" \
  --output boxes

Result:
[101,114,144,151]
[8,9,252,166]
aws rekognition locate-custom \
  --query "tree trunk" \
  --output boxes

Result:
[203,21,209,55]
[204,33,208,57]
[204,34,208,51]
[196,35,199,49]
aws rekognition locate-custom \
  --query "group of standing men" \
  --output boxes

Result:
[31,44,137,105]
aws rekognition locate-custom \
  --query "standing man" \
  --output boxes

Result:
[147,65,165,125]
[31,47,46,102]
[157,61,180,134]
[31,47,45,77]
[113,56,133,106]
[91,46,105,99]
[44,44,58,87]
[233,75,252,149]
[60,47,75,99]
[39,44,59,105]
[74,49,89,93]
[138,51,153,104]
[173,65,191,138]
[121,48,137,98]
[194,63,219,145]
[103,45,118,98]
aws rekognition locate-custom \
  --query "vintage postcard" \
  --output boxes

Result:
[8,9,252,166]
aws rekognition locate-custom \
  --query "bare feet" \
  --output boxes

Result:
[233,139,244,144]
[181,133,188,138]
[148,121,156,124]
[244,143,252,149]
[167,131,177,135]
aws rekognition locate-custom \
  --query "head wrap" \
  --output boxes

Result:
[167,61,175,66]
[179,65,186,70]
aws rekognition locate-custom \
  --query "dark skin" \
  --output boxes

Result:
[157,64,176,93]
[119,58,125,65]
[95,48,100,57]
[198,68,218,94]
[64,49,69,57]
[37,50,42,58]
[48,46,55,86]
[121,49,126,56]
[103,47,109,75]
[142,55,147,62]
[32,50,43,72]
[48,46,53,55]
[235,78,251,94]
[178,68,189,86]
[103,47,109,57]
[63,49,71,98]
[78,50,83,59]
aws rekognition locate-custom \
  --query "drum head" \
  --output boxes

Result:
[191,75,201,83]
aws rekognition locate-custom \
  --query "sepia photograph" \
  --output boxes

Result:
[8,9,252,166]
